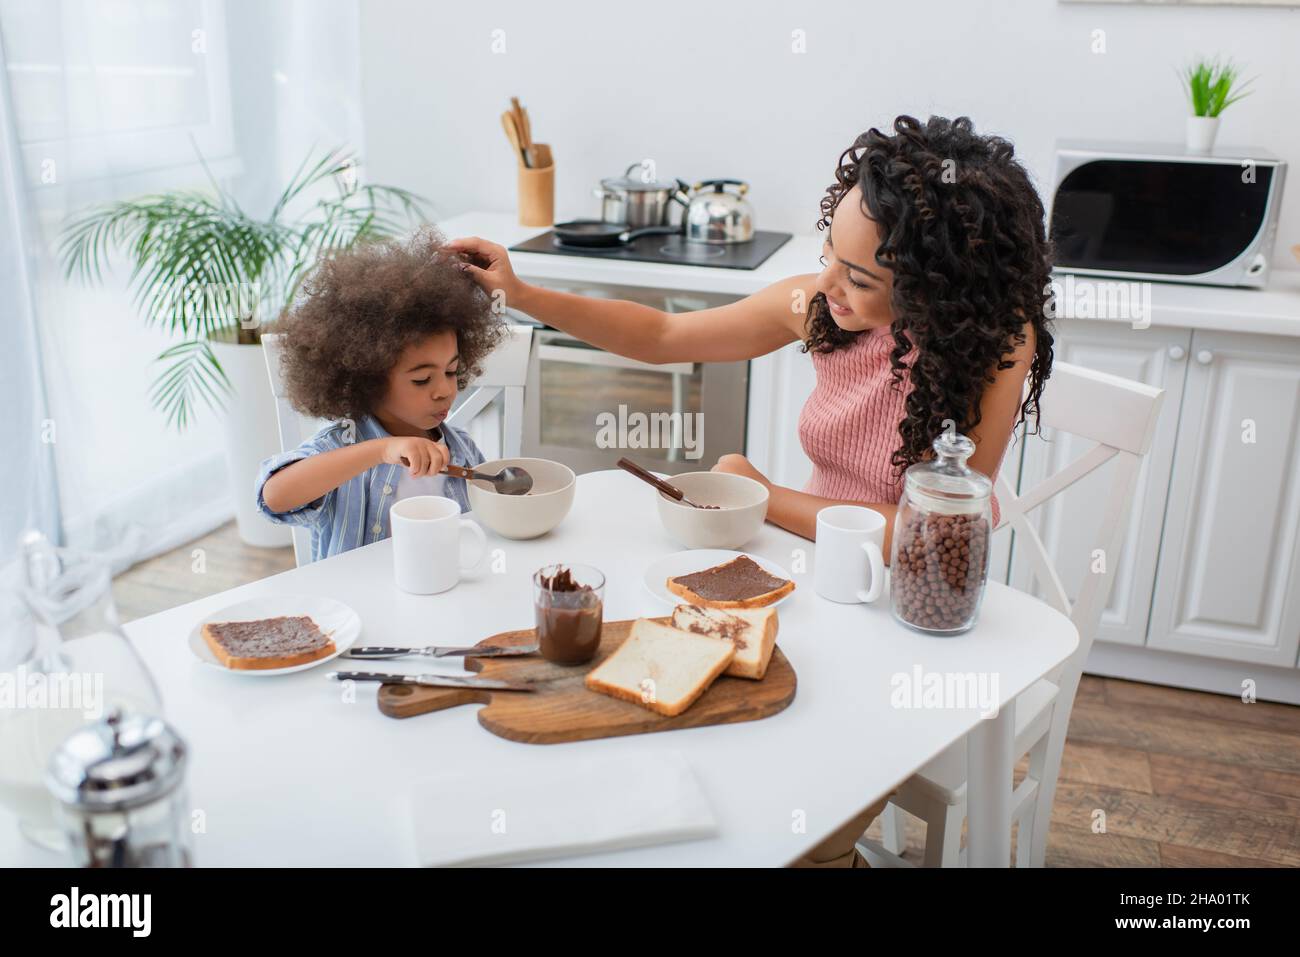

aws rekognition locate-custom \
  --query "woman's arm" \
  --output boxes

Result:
[713,323,1038,551]
[712,453,898,556]
[769,485,899,558]
[449,236,809,364]
[965,320,1038,485]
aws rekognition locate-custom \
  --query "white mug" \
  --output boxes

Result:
[815,505,887,604]
[390,495,488,595]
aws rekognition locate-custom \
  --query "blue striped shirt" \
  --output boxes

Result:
[253,413,485,563]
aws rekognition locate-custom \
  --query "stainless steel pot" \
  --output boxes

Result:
[594,163,690,229]
[683,179,754,244]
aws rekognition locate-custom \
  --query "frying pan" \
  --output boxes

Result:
[551,219,682,249]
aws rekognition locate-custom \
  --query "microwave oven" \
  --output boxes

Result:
[1049,139,1286,288]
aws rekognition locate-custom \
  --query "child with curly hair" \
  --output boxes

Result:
[255,228,506,562]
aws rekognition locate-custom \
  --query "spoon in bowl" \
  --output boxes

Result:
[616,457,719,509]
[443,463,534,496]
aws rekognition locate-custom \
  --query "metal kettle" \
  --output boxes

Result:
[683,179,754,244]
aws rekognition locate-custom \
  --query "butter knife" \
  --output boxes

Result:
[329,671,537,692]
[343,644,538,660]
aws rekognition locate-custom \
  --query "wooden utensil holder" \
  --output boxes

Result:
[517,142,554,227]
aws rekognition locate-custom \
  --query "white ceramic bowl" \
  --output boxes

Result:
[655,471,769,549]
[465,457,575,539]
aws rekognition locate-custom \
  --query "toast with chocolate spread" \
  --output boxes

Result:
[666,555,794,608]
[670,604,778,680]
[201,615,336,670]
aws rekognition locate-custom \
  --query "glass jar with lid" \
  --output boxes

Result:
[889,432,992,635]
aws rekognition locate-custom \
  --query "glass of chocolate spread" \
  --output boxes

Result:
[532,564,605,665]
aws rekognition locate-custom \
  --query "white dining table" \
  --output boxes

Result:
[1,470,1077,868]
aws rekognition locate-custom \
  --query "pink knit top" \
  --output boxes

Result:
[797,323,1002,526]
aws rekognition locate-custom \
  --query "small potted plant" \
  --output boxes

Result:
[59,148,428,546]
[1180,56,1254,154]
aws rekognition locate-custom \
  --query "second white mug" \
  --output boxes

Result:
[814,505,886,604]
[390,495,488,595]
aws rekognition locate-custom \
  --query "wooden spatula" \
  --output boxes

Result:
[500,111,529,168]
[510,96,534,168]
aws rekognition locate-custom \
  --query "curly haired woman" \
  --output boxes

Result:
[450,115,1057,866]
[255,228,506,563]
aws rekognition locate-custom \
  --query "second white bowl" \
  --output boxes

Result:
[655,471,769,549]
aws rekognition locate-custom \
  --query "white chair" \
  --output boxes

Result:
[261,324,534,567]
[446,321,533,459]
[857,361,1165,868]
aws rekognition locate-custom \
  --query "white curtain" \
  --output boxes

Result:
[0,33,59,563]
[0,0,364,572]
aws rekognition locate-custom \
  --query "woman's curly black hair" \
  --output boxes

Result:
[274,226,506,420]
[806,114,1055,475]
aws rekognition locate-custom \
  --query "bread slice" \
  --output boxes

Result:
[670,604,778,680]
[202,615,336,670]
[666,555,794,609]
[584,619,735,717]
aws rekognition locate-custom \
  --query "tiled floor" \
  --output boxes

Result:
[116,521,1300,867]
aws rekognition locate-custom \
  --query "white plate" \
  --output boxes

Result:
[642,549,796,608]
[188,595,361,676]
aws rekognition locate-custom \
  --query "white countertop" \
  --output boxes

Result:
[437,210,1300,338]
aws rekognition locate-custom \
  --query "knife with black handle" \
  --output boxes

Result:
[329,671,537,692]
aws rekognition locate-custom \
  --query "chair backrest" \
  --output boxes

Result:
[261,325,535,567]
[446,322,533,459]
[996,360,1165,695]
[261,334,327,567]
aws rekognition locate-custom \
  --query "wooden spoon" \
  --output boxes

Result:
[510,96,534,168]
[500,111,529,167]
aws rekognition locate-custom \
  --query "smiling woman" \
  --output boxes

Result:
[449,115,1056,564]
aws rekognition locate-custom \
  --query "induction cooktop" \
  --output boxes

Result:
[510,228,792,271]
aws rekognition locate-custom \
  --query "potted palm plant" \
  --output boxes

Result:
[59,149,428,547]
[1181,56,1255,154]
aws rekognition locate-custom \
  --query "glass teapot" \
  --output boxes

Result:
[0,532,162,850]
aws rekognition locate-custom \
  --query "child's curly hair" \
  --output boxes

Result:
[274,227,506,420]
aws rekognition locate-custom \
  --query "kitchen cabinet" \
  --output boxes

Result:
[1147,329,1300,668]
[1008,320,1190,646]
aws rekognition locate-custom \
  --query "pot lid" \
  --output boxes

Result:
[601,162,682,193]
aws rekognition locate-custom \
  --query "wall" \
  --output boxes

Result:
[358,0,1300,272]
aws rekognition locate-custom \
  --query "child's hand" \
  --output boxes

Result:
[381,436,450,478]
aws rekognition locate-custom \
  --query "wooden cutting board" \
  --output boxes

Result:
[376,617,796,745]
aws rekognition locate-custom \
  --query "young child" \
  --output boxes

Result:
[255,228,506,562]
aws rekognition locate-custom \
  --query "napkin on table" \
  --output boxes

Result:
[409,749,717,866]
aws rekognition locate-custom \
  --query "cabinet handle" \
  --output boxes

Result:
[1167,345,1186,361]
[1196,349,1214,365]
